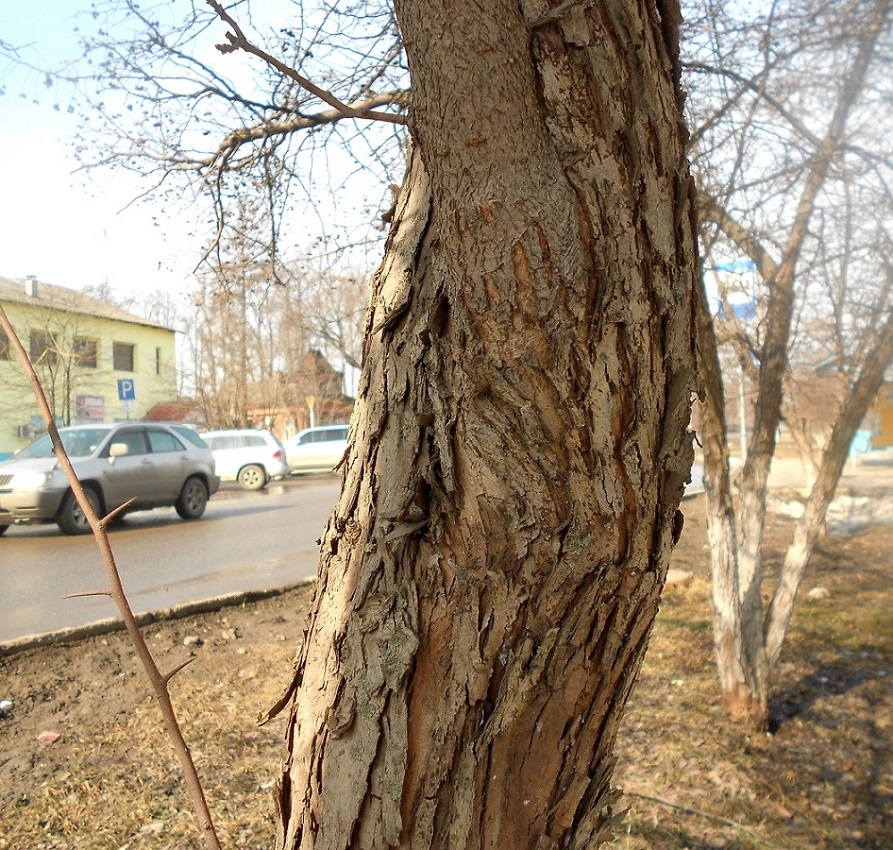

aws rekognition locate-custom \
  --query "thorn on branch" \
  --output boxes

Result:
[101,499,136,528]
[164,658,196,684]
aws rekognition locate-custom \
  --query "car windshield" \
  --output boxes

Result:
[14,428,112,460]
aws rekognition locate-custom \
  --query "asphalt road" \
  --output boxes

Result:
[0,475,341,644]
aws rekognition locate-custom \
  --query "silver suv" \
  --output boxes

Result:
[201,429,289,490]
[0,423,220,536]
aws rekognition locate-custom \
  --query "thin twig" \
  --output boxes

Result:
[0,303,223,850]
[65,590,113,599]
[206,0,406,126]
[625,790,757,833]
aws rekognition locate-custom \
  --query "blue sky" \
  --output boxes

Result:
[1,1,203,299]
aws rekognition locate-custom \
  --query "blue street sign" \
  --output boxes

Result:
[715,259,756,273]
[117,379,136,401]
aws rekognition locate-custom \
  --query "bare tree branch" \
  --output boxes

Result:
[207,0,406,126]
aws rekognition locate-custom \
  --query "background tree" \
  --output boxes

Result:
[185,256,362,431]
[685,0,893,727]
[2,303,102,428]
[296,263,368,375]
[189,265,256,428]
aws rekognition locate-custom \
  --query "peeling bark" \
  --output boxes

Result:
[274,2,697,847]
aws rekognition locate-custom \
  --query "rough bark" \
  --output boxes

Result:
[272,3,697,848]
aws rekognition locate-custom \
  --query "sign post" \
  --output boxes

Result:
[117,379,136,419]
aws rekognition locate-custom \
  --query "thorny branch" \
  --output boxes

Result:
[0,304,223,850]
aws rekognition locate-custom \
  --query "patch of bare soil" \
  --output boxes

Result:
[1,499,890,849]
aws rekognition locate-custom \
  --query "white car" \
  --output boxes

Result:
[201,429,289,490]
[284,424,349,474]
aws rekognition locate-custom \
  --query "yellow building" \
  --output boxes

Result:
[0,276,177,457]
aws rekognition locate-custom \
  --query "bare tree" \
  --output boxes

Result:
[204,2,699,847]
[189,261,273,428]
[39,0,700,844]
[686,0,893,727]
[3,300,105,428]
[186,253,361,431]
[83,281,186,332]
[66,0,409,271]
[297,265,368,373]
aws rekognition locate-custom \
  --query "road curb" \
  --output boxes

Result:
[0,577,315,657]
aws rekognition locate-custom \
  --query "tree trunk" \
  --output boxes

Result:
[764,310,893,668]
[694,273,765,723]
[698,0,890,729]
[273,3,697,848]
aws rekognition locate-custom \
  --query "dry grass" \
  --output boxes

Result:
[1,499,890,849]
[612,500,892,849]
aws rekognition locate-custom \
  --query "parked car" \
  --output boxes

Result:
[284,424,349,474]
[0,423,220,536]
[201,429,289,490]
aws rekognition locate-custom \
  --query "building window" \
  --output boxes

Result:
[155,346,162,375]
[30,330,58,365]
[74,337,98,368]
[113,342,135,372]
[0,328,9,360]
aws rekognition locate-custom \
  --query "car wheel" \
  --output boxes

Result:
[56,488,101,535]
[237,464,267,491]
[176,477,208,519]
[0,524,9,536]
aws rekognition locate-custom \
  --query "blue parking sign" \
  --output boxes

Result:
[117,379,136,401]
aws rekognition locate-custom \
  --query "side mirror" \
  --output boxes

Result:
[109,442,130,458]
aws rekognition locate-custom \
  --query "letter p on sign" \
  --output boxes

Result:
[117,379,136,401]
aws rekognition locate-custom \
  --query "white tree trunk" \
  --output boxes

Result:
[697,0,891,727]
[694,274,764,721]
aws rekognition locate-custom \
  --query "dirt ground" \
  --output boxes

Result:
[0,496,890,849]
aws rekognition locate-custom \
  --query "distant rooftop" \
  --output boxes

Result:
[0,275,174,332]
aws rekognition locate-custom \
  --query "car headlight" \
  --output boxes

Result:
[12,471,53,490]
